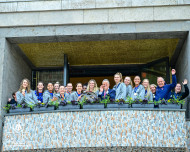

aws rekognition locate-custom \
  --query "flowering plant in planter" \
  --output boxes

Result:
[169,96,185,105]
[48,97,59,109]
[115,99,125,104]
[125,96,134,105]
[26,102,36,111]
[78,96,87,109]
[100,96,110,108]
[3,104,11,113]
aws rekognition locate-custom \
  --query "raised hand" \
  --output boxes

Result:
[171,69,176,75]
[100,85,104,92]
[182,79,188,85]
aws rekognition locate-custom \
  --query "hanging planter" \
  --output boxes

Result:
[159,103,181,109]
[83,103,104,109]
[9,107,31,113]
[58,102,80,110]
[107,102,130,108]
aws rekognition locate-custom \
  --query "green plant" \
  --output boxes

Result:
[171,96,185,105]
[16,104,22,108]
[78,96,87,109]
[67,101,71,104]
[100,96,110,108]
[125,96,134,105]
[3,104,11,113]
[48,99,59,109]
[27,102,36,110]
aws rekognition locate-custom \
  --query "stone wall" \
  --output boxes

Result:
[2,109,187,151]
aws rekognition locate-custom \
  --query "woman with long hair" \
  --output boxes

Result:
[70,83,83,101]
[124,76,133,98]
[113,72,126,100]
[150,84,157,100]
[86,79,99,96]
[142,79,153,101]
[16,78,37,105]
[131,76,145,101]
[54,82,60,95]
[34,81,45,103]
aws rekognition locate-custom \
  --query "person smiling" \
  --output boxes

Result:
[43,82,57,104]
[57,85,67,103]
[142,79,153,101]
[155,69,177,101]
[171,79,189,100]
[86,79,99,96]
[54,82,60,96]
[124,76,133,98]
[99,79,116,100]
[150,84,157,101]
[113,72,126,100]
[131,76,145,101]
[34,81,44,103]
[16,78,38,105]
[70,83,83,101]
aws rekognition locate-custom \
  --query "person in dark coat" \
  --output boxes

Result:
[99,79,115,100]
[171,79,189,100]
[8,92,17,105]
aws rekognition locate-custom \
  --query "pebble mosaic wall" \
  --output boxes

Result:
[2,110,187,151]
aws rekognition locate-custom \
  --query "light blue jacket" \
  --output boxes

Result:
[145,90,153,101]
[113,82,126,100]
[126,85,132,98]
[43,90,57,104]
[70,91,80,101]
[65,92,72,102]
[56,92,71,103]
[16,90,38,105]
[131,84,145,101]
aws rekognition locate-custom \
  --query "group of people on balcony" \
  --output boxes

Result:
[8,69,189,106]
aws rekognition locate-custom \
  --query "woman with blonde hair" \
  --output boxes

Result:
[86,79,99,96]
[150,84,157,100]
[113,72,126,100]
[142,79,153,101]
[124,76,133,98]
[16,78,38,105]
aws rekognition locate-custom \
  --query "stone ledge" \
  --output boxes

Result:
[4,108,186,116]
[0,0,190,13]
[0,6,190,27]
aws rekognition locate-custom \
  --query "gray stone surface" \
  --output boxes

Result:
[0,5,189,27]
[0,0,189,13]
[2,110,187,151]
[0,39,31,150]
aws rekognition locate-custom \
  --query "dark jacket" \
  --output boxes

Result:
[7,99,17,105]
[171,84,189,100]
[98,89,116,100]
[155,75,177,101]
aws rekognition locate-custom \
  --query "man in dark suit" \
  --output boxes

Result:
[98,79,116,100]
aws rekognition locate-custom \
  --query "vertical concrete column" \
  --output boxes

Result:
[63,54,69,86]
[0,37,6,152]
[176,32,190,118]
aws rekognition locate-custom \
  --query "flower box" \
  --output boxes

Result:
[9,107,31,113]
[159,103,181,109]
[33,106,55,111]
[58,104,80,110]
[82,103,104,109]
[107,103,130,108]
[131,103,154,108]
